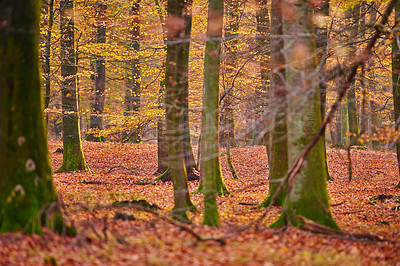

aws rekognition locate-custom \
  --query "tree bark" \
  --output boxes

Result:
[87,1,107,142]
[392,1,400,188]
[347,4,363,146]
[123,0,142,143]
[42,0,55,125]
[56,0,89,173]
[271,0,339,229]
[0,0,67,233]
[164,0,197,222]
[259,0,289,207]
[201,0,226,226]
[220,0,239,147]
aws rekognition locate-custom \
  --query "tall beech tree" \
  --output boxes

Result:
[392,0,400,188]
[56,0,89,173]
[347,4,363,147]
[87,1,107,142]
[42,0,55,124]
[200,0,229,226]
[259,0,289,207]
[271,0,339,229]
[123,0,142,143]
[220,0,240,147]
[0,0,67,233]
[164,0,197,222]
[154,0,198,179]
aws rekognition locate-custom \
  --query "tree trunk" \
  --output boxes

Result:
[271,0,339,229]
[56,0,89,173]
[155,2,198,179]
[0,0,68,234]
[201,0,231,227]
[315,0,333,181]
[220,0,239,147]
[254,0,270,147]
[87,2,107,142]
[259,0,289,207]
[42,0,55,125]
[347,4,363,147]
[123,0,142,143]
[164,0,197,222]
[392,1,400,188]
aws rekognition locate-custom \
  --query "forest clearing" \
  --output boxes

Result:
[0,140,398,265]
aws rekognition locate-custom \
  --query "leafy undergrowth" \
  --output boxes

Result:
[1,141,399,265]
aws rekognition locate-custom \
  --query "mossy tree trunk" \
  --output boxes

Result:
[271,0,339,230]
[392,1,400,188]
[87,1,107,142]
[123,0,142,143]
[201,0,229,227]
[0,0,66,233]
[314,0,333,181]
[259,0,289,207]
[164,0,196,222]
[155,4,198,179]
[56,0,89,173]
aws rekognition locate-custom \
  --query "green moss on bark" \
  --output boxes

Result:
[270,0,339,230]
[0,0,70,234]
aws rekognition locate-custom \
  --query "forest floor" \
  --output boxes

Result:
[1,140,400,265]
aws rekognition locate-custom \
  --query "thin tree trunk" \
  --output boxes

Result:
[347,4,363,146]
[201,0,226,226]
[123,0,141,143]
[56,0,89,173]
[164,0,197,222]
[259,0,289,207]
[87,2,107,142]
[43,0,55,125]
[220,0,239,147]
[392,1,400,188]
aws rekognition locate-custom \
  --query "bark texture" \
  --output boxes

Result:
[201,0,227,226]
[0,0,66,233]
[259,0,289,207]
[164,0,196,222]
[56,0,89,172]
[271,0,339,229]
[392,1,400,188]
[87,2,107,142]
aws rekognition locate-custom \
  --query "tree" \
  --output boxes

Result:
[56,0,89,173]
[200,0,228,226]
[154,0,198,180]
[86,1,107,142]
[42,0,55,125]
[0,0,67,233]
[123,0,142,143]
[220,0,240,147]
[271,0,339,229]
[164,0,197,222]
[347,4,363,147]
[392,0,400,188]
[314,0,334,181]
[259,0,289,207]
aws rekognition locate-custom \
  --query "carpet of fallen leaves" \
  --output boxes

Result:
[1,140,400,265]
